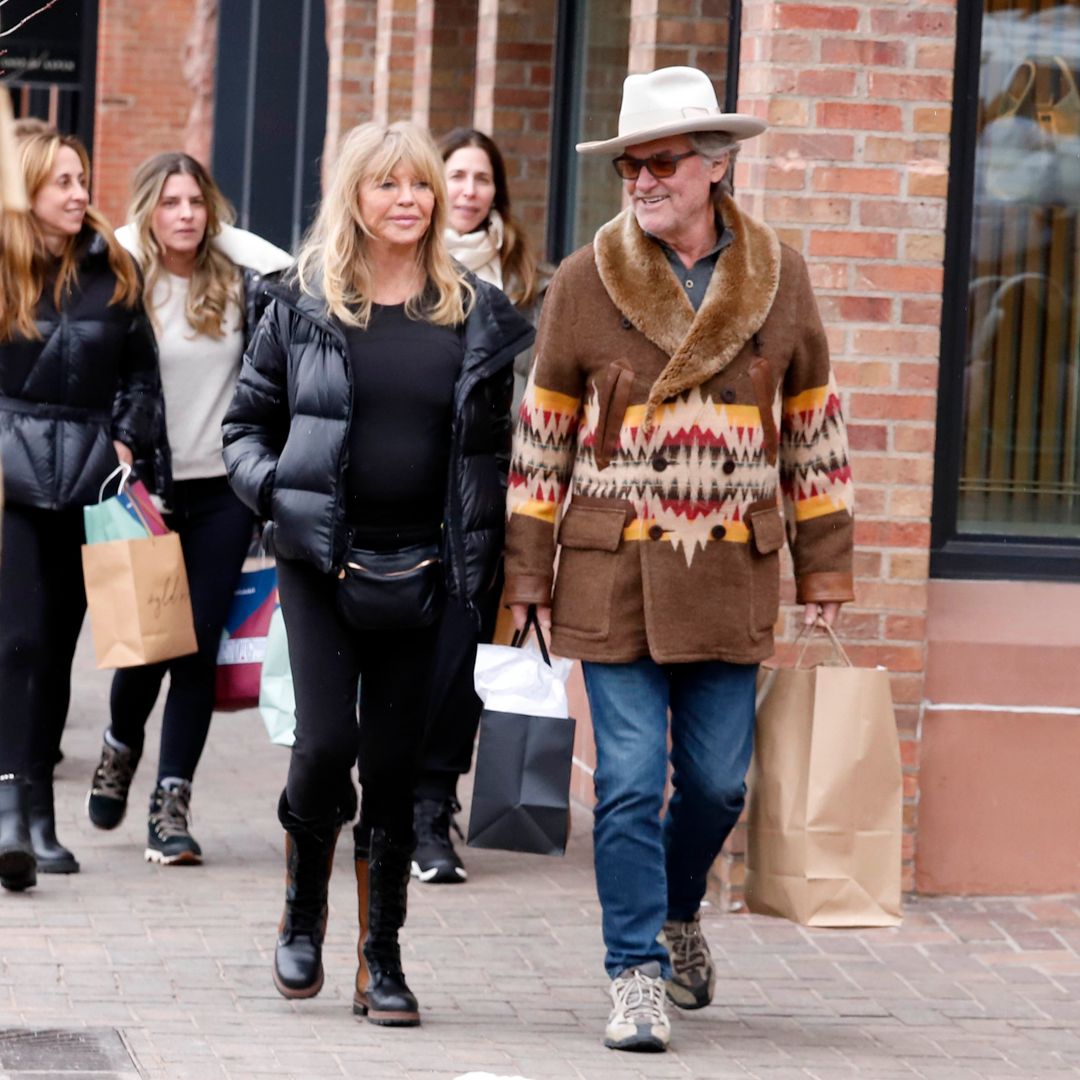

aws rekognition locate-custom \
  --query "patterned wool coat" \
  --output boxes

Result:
[503,195,855,665]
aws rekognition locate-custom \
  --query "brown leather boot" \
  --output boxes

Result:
[353,823,420,1026]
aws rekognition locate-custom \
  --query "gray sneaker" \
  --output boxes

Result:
[604,961,670,1052]
[660,912,715,1010]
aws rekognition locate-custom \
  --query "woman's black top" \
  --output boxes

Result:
[343,302,463,548]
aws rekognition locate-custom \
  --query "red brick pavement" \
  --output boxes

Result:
[0,633,1077,1078]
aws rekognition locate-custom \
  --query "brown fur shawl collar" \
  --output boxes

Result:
[593,194,781,429]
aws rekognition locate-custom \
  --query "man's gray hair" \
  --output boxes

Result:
[689,131,740,199]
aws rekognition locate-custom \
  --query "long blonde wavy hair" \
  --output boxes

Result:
[0,130,139,342]
[296,121,472,328]
[127,152,240,338]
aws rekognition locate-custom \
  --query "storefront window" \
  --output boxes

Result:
[960,0,1080,539]
[570,0,631,252]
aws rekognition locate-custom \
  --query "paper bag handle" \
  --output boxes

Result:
[98,462,132,503]
[97,462,156,538]
[794,616,853,669]
[510,604,552,667]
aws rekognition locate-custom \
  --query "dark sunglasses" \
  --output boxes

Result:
[611,149,698,181]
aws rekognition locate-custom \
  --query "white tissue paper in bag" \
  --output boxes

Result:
[473,642,573,719]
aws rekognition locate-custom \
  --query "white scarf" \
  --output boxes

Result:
[444,209,504,289]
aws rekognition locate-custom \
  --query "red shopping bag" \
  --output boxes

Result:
[214,565,277,711]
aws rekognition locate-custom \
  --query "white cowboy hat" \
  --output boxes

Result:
[576,66,765,156]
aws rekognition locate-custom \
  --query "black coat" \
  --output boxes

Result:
[222,277,535,612]
[139,265,281,501]
[0,233,158,511]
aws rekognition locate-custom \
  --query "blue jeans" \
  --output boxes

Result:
[583,657,758,978]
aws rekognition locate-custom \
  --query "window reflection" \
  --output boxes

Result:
[962,1,1080,537]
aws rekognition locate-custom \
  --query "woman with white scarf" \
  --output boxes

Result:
[409,128,549,887]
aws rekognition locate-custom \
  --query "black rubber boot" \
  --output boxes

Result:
[271,791,340,999]
[28,777,79,874]
[0,776,37,891]
[353,825,420,1026]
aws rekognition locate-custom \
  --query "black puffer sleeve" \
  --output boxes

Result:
[222,299,290,519]
[111,304,160,457]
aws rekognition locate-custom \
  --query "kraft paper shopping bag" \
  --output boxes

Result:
[745,620,903,928]
[81,532,198,669]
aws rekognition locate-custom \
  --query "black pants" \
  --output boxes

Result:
[0,502,87,779]
[276,556,439,839]
[416,578,502,801]
[110,477,253,783]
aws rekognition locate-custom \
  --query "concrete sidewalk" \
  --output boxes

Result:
[1,631,1079,1079]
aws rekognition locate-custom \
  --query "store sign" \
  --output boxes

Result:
[1,44,80,84]
[0,2,84,86]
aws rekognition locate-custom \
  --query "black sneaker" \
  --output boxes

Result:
[87,734,139,830]
[411,796,466,883]
[146,779,202,866]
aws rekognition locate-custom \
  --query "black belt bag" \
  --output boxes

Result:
[335,541,444,631]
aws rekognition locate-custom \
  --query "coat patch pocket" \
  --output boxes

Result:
[553,502,628,640]
[557,503,627,552]
[749,505,785,555]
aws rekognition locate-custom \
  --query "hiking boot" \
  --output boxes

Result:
[145,779,202,865]
[660,912,715,1010]
[87,734,139,830]
[410,796,466,884]
[604,961,670,1052]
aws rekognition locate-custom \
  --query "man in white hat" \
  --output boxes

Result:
[504,67,854,1052]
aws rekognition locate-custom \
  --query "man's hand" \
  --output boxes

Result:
[113,440,133,468]
[510,602,552,633]
[803,601,841,627]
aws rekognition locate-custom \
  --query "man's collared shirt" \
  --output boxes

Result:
[649,222,733,312]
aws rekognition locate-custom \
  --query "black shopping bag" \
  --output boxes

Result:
[466,609,576,856]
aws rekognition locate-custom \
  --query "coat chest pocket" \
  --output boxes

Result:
[552,501,628,639]
[748,504,784,637]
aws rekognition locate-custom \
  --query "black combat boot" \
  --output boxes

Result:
[272,791,341,999]
[353,824,420,1026]
[27,776,79,874]
[0,775,37,891]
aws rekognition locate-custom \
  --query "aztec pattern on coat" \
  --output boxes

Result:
[503,195,854,664]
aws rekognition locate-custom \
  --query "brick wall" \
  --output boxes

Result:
[324,0,377,175]
[428,0,479,137]
[93,0,205,227]
[474,0,557,244]
[630,0,733,74]
[733,0,956,899]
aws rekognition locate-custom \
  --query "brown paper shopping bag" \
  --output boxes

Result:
[745,620,903,928]
[81,533,198,668]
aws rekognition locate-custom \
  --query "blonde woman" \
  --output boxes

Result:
[84,152,291,867]
[0,130,156,891]
[222,121,533,1024]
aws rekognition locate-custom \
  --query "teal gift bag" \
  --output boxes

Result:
[84,466,148,543]
[258,607,295,747]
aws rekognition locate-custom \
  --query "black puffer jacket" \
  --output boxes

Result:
[139,265,282,502]
[222,277,534,611]
[0,232,158,511]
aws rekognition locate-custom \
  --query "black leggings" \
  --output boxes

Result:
[109,477,253,783]
[276,556,439,839]
[416,577,502,800]
[0,502,87,780]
